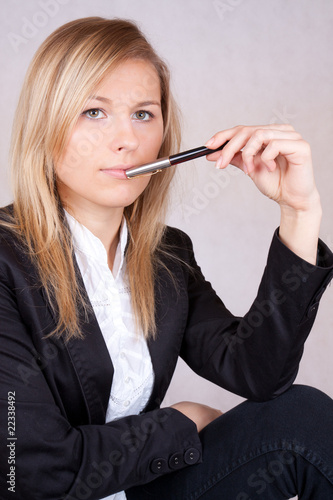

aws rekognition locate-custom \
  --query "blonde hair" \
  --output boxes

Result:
[7,17,181,340]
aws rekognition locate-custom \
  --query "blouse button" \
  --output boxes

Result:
[124,377,131,384]
[124,400,130,407]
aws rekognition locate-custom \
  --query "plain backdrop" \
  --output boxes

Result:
[1,0,332,413]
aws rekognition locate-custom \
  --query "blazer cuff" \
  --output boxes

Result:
[274,227,333,269]
[272,228,333,322]
[145,408,202,477]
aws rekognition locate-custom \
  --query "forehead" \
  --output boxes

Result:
[94,59,161,104]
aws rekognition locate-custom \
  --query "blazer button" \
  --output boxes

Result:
[169,452,184,470]
[184,447,201,465]
[150,458,168,474]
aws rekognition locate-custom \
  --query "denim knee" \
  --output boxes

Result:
[262,384,333,455]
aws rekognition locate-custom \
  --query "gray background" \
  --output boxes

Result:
[1,0,332,412]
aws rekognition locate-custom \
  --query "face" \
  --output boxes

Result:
[55,59,164,219]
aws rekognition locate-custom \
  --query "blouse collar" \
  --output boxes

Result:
[64,210,128,278]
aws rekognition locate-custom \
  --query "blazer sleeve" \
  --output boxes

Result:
[0,254,201,499]
[180,228,333,401]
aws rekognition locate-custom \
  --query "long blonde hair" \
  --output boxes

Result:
[7,17,181,340]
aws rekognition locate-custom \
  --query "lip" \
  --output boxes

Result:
[100,165,134,180]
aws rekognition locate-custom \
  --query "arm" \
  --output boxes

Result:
[164,122,330,427]
[178,227,333,402]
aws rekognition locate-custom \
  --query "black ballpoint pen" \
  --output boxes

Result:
[125,141,229,179]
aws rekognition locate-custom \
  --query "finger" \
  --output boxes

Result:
[259,138,311,169]
[241,130,303,173]
[204,125,246,151]
[205,123,296,150]
[205,125,300,170]
[206,126,254,169]
[207,150,246,172]
[220,151,247,173]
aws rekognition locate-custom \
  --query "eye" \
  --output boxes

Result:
[133,110,154,121]
[82,108,106,119]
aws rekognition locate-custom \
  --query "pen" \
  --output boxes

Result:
[125,141,229,179]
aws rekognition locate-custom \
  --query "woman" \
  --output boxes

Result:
[0,16,332,500]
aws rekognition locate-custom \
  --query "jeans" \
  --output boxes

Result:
[126,385,333,499]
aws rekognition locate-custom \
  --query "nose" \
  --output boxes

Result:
[109,115,139,154]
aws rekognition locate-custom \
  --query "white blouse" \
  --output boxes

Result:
[65,212,155,500]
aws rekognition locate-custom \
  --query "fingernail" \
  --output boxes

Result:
[205,137,215,147]
[216,156,223,169]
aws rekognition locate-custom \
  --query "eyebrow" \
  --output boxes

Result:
[88,96,161,107]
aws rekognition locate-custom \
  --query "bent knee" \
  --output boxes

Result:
[275,385,333,432]
[284,384,332,407]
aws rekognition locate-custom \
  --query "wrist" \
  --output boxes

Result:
[279,196,322,265]
[279,189,322,218]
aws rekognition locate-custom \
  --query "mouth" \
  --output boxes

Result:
[100,165,134,180]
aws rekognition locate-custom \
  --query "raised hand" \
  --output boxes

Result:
[205,124,322,264]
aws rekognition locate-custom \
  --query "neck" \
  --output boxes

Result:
[66,205,124,271]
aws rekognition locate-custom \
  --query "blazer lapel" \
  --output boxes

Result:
[145,262,188,412]
[43,261,114,425]
[65,312,113,424]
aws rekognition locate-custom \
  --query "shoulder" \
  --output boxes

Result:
[162,225,193,249]
[0,204,14,225]
[0,205,16,243]
[0,205,20,246]
[161,225,194,259]
[0,205,29,273]
[156,225,199,280]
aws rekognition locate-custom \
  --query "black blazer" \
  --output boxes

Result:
[0,208,332,499]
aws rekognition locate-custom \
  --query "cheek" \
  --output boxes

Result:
[139,124,164,158]
[57,164,89,196]
[56,157,86,185]
[55,151,94,194]
[56,127,93,174]
[131,176,152,198]
[154,125,164,150]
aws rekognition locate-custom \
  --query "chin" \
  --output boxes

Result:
[101,193,142,210]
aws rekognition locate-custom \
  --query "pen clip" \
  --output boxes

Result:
[127,169,162,179]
